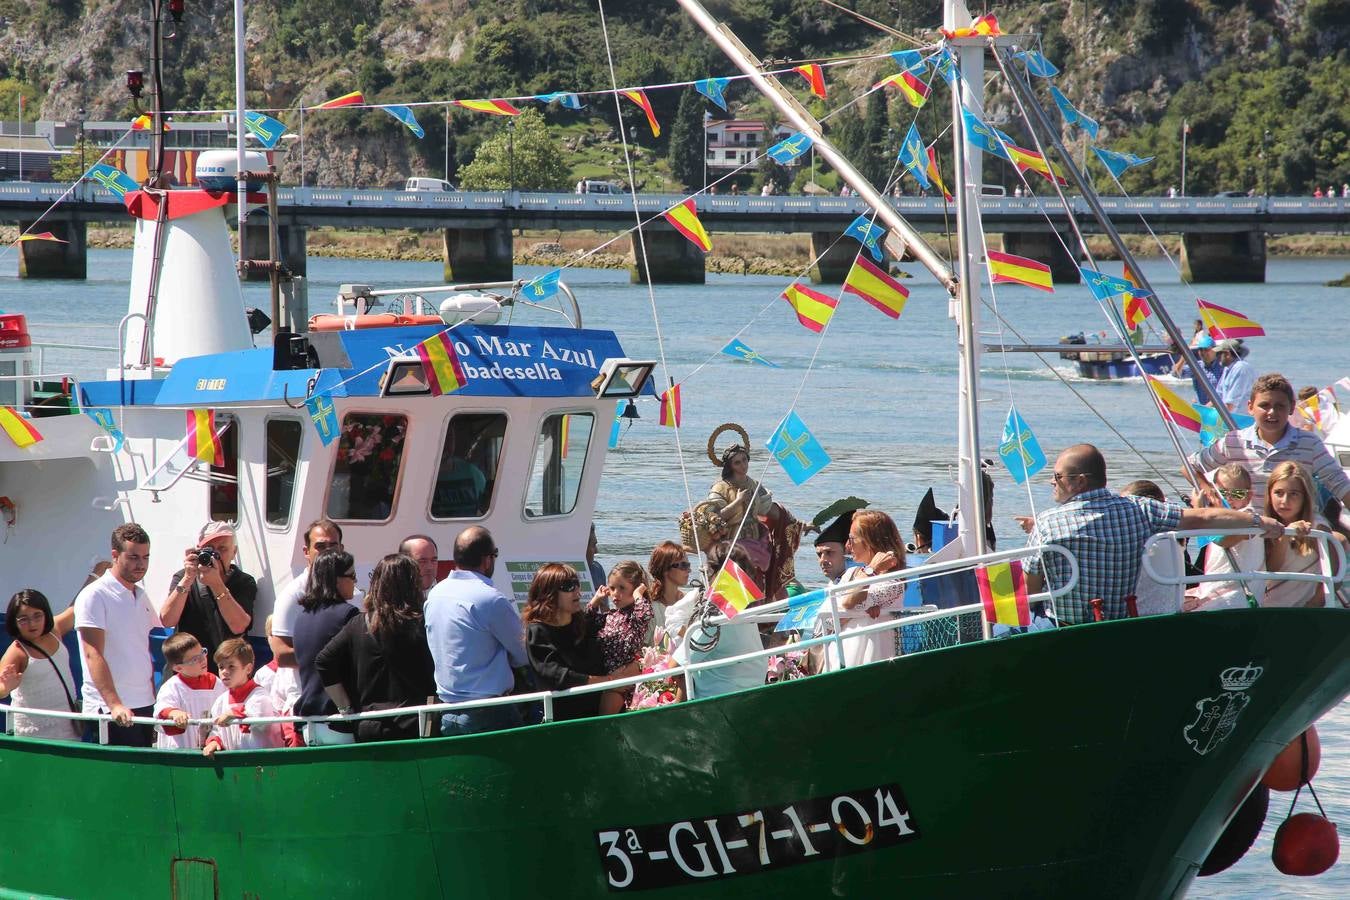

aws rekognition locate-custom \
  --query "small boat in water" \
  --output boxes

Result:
[1058,331,1176,380]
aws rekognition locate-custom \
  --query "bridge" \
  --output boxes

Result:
[3,181,1346,283]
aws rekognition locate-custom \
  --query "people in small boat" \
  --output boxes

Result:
[821,510,906,672]
[0,588,82,742]
[1022,444,1285,625]
[1262,462,1347,608]
[1189,374,1350,517]
[666,542,766,700]
[74,523,162,747]
[159,521,255,674]
[202,639,284,756]
[522,563,634,721]
[1186,465,1263,611]
[1120,480,1185,616]
[292,549,361,746]
[271,518,348,665]
[152,632,224,751]
[316,554,436,742]
[1170,334,1222,405]
[1214,340,1256,412]
[255,615,302,747]
[586,561,654,714]
[399,533,440,597]
[424,527,530,737]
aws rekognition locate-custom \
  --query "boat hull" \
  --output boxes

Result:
[1,608,1346,899]
[1072,352,1175,380]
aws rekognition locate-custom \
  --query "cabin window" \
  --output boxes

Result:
[265,418,303,528]
[327,413,407,522]
[207,416,238,523]
[523,412,593,518]
[431,412,507,519]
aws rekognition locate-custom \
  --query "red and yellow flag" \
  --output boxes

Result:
[452,98,521,117]
[16,232,67,244]
[781,283,838,333]
[185,409,222,464]
[987,250,1054,292]
[662,199,711,253]
[1147,376,1203,433]
[130,114,170,131]
[977,559,1030,627]
[793,64,827,99]
[926,146,952,202]
[1122,266,1151,330]
[1007,145,1067,185]
[620,89,660,137]
[1197,299,1264,340]
[658,385,682,427]
[709,558,764,619]
[314,91,365,110]
[843,256,910,319]
[0,407,42,448]
[944,13,1001,38]
[875,70,929,109]
[415,331,469,396]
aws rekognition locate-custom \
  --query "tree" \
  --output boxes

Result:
[458,109,570,191]
[667,89,705,190]
[860,92,891,190]
[50,138,93,182]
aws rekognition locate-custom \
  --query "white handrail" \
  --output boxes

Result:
[1142,527,1347,607]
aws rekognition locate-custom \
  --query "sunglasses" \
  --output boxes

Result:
[670,561,691,570]
[558,580,580,592]
[1218,488,1251,501]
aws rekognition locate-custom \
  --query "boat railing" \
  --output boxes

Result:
[1143,527,1348,606]
[2,545,1080,746]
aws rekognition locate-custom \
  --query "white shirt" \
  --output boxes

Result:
[154,672,224,750]
[203,681,284,752]
[667,590,764,699]
[271,568,364,638]
[1133,539,1184,616]
[74,571,161,711]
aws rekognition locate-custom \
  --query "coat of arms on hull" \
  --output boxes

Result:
[1184,663,1263,756]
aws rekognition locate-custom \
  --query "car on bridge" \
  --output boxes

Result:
[405,177,456,193]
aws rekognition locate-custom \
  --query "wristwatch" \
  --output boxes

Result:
[862,565,876,576]
[1248,511,1262,528]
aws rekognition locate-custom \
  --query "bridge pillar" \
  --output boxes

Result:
[808,231,880,284]
[241,223,307,281]
[629,228,706,284]
[443,225,513,282]
[17,220,86,279]
[1001,230,1081,284]
[1180,231,1266,283]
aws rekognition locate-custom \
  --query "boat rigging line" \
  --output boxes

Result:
[815,0,926,46]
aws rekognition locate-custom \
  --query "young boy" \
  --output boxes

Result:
[1188,464,1264,611]
[1120,480,1184,616]
[253,616,303,747]
[153,632,224,750]
[202,638,284,756]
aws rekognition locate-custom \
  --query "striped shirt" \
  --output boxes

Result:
[1189,424,1350,515]
[1024,488,1184,625]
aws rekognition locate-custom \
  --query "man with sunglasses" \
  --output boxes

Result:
[1023,444,1284,625]
[270,519,346,665]
[424,526,529,736]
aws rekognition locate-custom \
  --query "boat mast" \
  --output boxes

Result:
[233,0,247,268]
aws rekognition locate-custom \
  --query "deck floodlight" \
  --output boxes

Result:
[591,358,657,399]
[381,357,432,397]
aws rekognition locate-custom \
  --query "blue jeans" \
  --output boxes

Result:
[440,701,525,737]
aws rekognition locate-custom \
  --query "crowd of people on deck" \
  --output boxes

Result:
[1,371,1346,750]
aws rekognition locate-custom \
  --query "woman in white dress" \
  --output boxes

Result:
[823,510,907,671]
[1262,462,1347,608]
[0,589,83,741]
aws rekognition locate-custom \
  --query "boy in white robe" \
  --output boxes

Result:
[153,633,224,750]
[202,638,284,756]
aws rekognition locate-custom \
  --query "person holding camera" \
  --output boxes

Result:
[159,521,256,673]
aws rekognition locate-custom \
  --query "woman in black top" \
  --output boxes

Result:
[522,563,636,721]
[293,549,360,745]
[317,554,435,742]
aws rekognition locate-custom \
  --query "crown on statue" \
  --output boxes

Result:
[1220,663,1263,692]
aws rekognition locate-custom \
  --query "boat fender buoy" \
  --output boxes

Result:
[308,313,444,332]
[1199,784,1268,876]
[1272,812,1339,876]
[1263,726,1321,792]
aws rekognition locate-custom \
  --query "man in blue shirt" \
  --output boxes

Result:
[1215,339,1256,412]
[425,526,529,736]
[1171,334,1223,405]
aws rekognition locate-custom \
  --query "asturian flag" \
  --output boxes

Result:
[998,406,1047,484]
[767,132,812,164]
[380,104,425,138]
[243,110,287,149]
[1091,146,1154,179]
[843,214,886,263]
[766,411,831,485]
[695,78,730,111]
[897,122,930,191]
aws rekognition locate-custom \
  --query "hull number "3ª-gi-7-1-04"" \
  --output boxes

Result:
[595,783,921,891]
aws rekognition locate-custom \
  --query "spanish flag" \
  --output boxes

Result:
[1147,376,1203,433]
[709,558,764,619]
[620,89,660,137]
[130,114,169,131]
[16,232,67,244]
[0,407,42,448]
[793,64,827,99]
[415,331,469,396]
[658,385,682,427]
[1122,266,1152,330]
[453,98,521,117]
[662,199,711,253]
[1007,145,1067,185]
[976,559,1030,627]
[781,283,838,333]
[874,69,929,109]
[943,13,1002,39]
[987,250,1054,293]
[926,145,952,202]
[185,409,222,464]
[1197,299,1265,340]
[314,91,365,110]
[843,256,910,319]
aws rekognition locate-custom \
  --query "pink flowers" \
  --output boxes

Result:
[630,630,679,709]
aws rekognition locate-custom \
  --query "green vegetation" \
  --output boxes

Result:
[458,109,570,191]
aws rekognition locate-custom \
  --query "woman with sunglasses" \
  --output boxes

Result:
[0,589,84,741]
[643,542,693,635]
[522,564,637,721]
[293,549,361,745]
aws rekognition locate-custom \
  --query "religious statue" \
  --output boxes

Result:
[680,424,776,577]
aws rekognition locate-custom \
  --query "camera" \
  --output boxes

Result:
[195,547,221,567]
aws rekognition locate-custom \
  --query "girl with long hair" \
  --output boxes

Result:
[1263,462,1346,607]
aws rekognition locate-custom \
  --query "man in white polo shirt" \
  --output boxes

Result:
[269,518,345,666]
[75,523,161,746]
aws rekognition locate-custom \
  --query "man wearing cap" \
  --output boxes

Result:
[160,521,256,673]
[1172,334,1223,405]
[814,512,853,585]
[1215,339,1256,412]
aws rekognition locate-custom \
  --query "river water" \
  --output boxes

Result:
[2,249,1346,892]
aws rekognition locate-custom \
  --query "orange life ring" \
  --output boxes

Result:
[308,313,444,331]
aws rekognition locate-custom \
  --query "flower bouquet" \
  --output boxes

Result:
[765,634,810,684]
[630,628,680,709]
